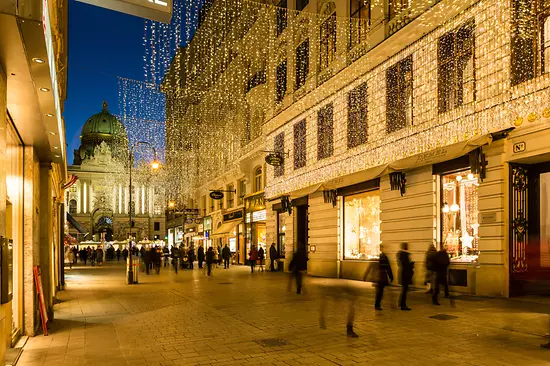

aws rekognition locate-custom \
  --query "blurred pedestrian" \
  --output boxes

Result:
[364,244,393,310]
[122,248,128,262]
[269,243,278,272]
[425,243,437,294]
[198,245,205,269]
[206,247,215,276]
[91,248,97,266]
[249,245,258,273]
[432,246,450,305]
[258,246,265,272]
[116,248,121,261]
[97,247,104,266]
[66,246,74,270]
[289,247,308,294]
[187,246,194,270]
[80,249,88,265]
[154,246,162,274]
[222,244,231,269]
[144,248,152,275]
[397,242,414,311]
[172,246,180,274]
[217,245,222,267]
[319,284,359,338]
[163,246,170,268]
[72,247,78,264]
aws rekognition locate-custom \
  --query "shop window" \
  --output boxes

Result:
[276,0,287,37]
[348,82,368,148]
[295,39,309,90]
[386,55,413,133]
[511,0,550,84]
[389,0,409,20]
[276,60,287,103]
[227,184,235,208]
[277,212,286,258]
[274,132,285,178]
[320,12,337,71]
[317,104,334,160]
[254,167,263,192]
[69,199,77,214]
[350,0,370,49]
[294,119,307,169]
[296,0,308,11]
[343,190,381,260]
[438,19,475,113]
[441,170,480,262]
[154,222,160,231]
[217,188,224,210]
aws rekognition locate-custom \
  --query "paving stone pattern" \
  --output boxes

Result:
[18,262,550,366]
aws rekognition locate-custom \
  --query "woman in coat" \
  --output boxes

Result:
[249,245,258,273]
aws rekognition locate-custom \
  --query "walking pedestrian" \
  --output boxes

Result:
[187,246,194,269]
[154,246,162,274]
[163,246,170,268]
[269,243,278,272]
[97,247,104,266]
[364,244,393,310]
[66,246,74,270]
[432,246,450,305]
[258,246,265,272]
[91,248,97,266]
[122,248,128,262]
[80,249,88,265]
[222,244,231,269]
[217,245,222,267]
[144,248,152,275]
[206,247,215,276]
[425,243,437,294]
[198,245,205,269]
[289,247,308,294]
[72,247,78,264]
[397,242,414,310]
[249,245,258,273]
[116,248,121,261]
[171,246,180,274]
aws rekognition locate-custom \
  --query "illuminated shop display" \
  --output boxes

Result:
[343,190,381,260]
[441,170,479,262]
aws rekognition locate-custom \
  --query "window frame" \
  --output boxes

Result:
[238,180,246,205]
[294,119,307,169]
[254,167,263,192]
[276,60,287,103]
[350,0,370,49]
[541,10,550,74]
[437,19,476,114]
[227,184,235,208]
[274,132,285,178]
[69,199,77,214]
[389,0,409,21]
[296,0,309,11]
[317,103,334,160]
[295,39,310,90]
[386,55,413,134]
[347,82,368,148]
[320,12,337,71]
[276,0,288,37]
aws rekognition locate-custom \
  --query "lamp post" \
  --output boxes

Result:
[127,141,160,285]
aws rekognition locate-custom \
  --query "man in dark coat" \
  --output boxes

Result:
[364,244,394,310]
[143,249,152,275]
[289,247,308,294]
[222,244,231,269]
[205,247,215,276]
[186,246,194,269]
[397,242,414,310]
[269,243,278,272]
[432,246,451,305]
[197,246,205,269]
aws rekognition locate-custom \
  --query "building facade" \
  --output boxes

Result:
[165,0,550,297]
[67,102,166,243]
[0,0,68,359]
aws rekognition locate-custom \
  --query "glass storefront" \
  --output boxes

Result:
[441,170,479,262]
[343,190,381,260]
[277,211,286,258]
[245,210,266,256]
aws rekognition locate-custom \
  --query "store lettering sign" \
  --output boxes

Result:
[210,191,224,200]
[77,0,173,23]
[265,153,284,167]
[513,142,526,154]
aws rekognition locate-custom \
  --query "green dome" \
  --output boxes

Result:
[81,101,127,137]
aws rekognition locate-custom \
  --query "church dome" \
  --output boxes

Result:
[81,101,127,137]
[73,101,129,165]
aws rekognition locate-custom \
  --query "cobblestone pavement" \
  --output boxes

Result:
[18,261,550,366]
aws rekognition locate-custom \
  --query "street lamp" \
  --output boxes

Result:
[127,141,160,285]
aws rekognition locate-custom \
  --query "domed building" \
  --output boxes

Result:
[66,101,165,244]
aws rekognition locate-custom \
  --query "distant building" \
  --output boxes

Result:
[67,102,165,243]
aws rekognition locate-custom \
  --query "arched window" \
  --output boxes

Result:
[254,167,263,192]
[69,199,77,214]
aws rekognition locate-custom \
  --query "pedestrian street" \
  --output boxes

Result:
[18,262,550,366]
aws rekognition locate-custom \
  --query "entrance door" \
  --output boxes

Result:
[296,204,308,268]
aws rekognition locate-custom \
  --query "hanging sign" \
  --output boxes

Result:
[265,153,284,167]
[209,191,224,200]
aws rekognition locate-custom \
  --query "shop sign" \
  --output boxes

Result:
[479,212,497,224]
[184,208,199,215]
[210,191,224,200]
[223,210,243,222]
[203,217,212,231]
[265,153,284,166]
[195,218,203,224]
[513,142,526,154]
[252,210,266,222]
[245,192,265,212]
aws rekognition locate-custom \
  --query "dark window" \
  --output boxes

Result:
[511,0,550,84]
[438,20,475,113]
[348,83,368,148]
[276,60,287,103]
[294,119,307,169]
[227,184,235,208]
[318,104,334,160]
[320,13,337,70]
[386,55,413,133]
[389,0,409,20]
[296,0,309,11]
[69,199,77,214]
[154,222,160,231]
[296,39,309,90]
[274,132,285,177]
[350,0,370,48]
[276,0,288,37]
[238,180,246,205]
[246,70,266,93]
[255,167,263,192]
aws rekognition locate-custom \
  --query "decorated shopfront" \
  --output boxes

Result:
[244,192,266,264]
[212,209,243,264]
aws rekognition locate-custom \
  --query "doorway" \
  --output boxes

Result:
[295,200,308,269]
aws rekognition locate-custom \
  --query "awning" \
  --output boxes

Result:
[66,213,89,236]
[211,220,242,239]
